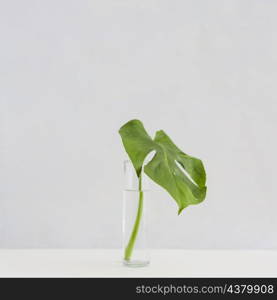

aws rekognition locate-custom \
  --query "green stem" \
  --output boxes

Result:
[124,175,144,261]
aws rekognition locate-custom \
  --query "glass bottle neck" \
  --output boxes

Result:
[124,160,150,191]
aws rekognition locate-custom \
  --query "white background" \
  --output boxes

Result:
[1,0,277,249]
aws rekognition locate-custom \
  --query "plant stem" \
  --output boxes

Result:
[124,174,144,261]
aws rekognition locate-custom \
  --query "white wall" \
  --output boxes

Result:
[1,0,277,248]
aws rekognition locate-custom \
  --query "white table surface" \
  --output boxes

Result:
[0,249,276,278]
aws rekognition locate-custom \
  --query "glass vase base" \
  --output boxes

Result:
[123,259,150,268]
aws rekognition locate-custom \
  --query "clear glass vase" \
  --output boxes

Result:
[122,160,150,267]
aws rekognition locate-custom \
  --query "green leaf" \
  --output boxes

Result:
[119,119,207,214]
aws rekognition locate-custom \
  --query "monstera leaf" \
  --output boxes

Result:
[119,119,207,214]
